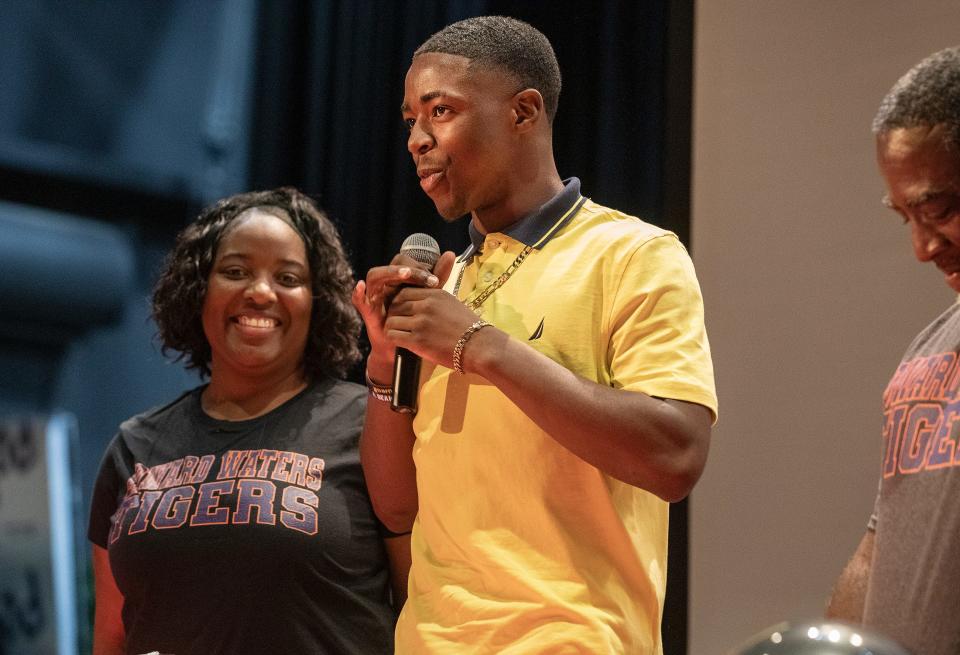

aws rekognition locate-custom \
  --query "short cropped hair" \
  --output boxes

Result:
[152,187,361,379]
[415,15,562,120]
[873,45,960,149]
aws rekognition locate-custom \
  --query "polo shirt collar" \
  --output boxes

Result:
[458,177,585,262]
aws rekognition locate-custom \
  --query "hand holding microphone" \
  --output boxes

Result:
[390,233,441,413]
[351,233,482,413]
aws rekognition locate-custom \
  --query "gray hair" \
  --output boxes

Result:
[415,15,562,121]
[873,46,960,149]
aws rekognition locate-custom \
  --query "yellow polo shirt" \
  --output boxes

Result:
[397,179,717,654]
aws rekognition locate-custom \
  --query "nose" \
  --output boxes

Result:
[244,277,277,305]
[911,220,948,262]
[407,119,434,156]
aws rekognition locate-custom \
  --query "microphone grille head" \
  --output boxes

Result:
[399,233,441,267]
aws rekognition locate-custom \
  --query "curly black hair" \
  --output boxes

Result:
[152,187,361,379]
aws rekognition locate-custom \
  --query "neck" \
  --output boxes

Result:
[472,150,563,234]
[202,367,309,421]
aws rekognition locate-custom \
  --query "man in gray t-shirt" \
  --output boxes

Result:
[826,46,960,655]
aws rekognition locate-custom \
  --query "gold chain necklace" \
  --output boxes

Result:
[453,245,533,312]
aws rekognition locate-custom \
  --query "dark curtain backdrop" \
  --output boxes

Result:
[250,0,688,270]
[250,1,694,653]
[0,2,694,651]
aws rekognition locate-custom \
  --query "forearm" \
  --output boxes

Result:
[826,530,875,622]
[92,545,125,655]
[467,327,712,501]
[383,534,412,611]
[360,357,418,532]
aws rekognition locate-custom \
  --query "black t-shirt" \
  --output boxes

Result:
[88,378,395,655]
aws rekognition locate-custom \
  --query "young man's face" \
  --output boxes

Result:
[877,124,960,292]
[401,52,520,221]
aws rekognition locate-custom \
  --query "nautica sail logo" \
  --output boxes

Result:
[528,318,545,341]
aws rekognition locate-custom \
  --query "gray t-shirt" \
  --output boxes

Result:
[864,300,960,655]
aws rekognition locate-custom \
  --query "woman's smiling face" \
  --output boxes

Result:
[201,208,313,380]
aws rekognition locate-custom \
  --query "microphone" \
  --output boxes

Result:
[391,233,441,414]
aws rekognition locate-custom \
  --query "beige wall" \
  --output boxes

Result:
[690,2,960,652]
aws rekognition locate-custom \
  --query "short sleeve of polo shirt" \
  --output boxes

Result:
[607,233,717,419]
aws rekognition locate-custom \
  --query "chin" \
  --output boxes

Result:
[229,349,286,371]
[434,204,467,221]
[430,196,468,222]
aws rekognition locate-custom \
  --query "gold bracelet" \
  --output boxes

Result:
[452,320,491,374]
[365,370,393,402]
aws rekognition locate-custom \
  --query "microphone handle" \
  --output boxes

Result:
[391,347,421,413]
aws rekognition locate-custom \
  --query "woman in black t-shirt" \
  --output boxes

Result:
[89,188,407,655]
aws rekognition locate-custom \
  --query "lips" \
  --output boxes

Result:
[933,257,960,290]
[233,314,280,329]
[935,255,960,274]
[418,166,446,193]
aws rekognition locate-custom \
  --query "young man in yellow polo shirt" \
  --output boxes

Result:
[353,15,717,654]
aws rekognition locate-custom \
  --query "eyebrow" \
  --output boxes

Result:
[400,90,449,113]
[906,190,954,208]
[217,252,307,269]
[881,189,956,209]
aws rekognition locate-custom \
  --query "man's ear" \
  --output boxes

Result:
[512,89,544,130]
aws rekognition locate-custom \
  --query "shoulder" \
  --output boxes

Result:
[298,378,367,426]
[559,199,693,278]
[922,300,960,334]
[117,386,201,438]
[904,299,960,357]
[568,199,684,252]
[284,379,367,454]
[305,378,365,408]
[95,387,200,485]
